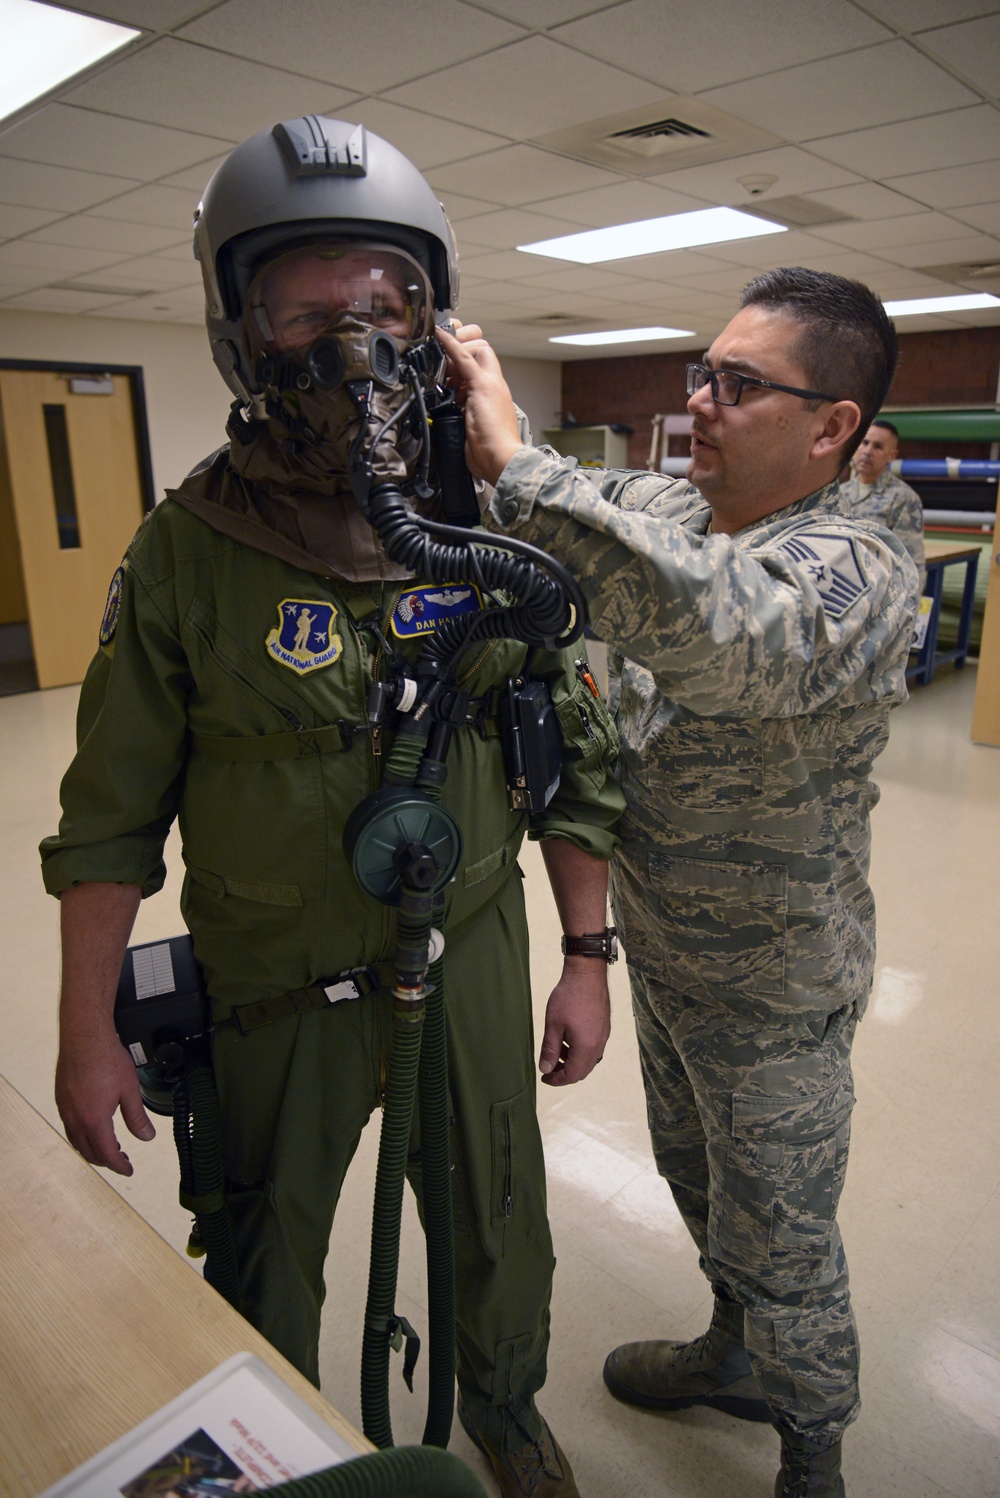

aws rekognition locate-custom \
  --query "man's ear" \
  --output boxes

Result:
[812,400,860,463]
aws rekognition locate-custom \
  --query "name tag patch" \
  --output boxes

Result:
[390,584,483,638]
[266,599,343,673]
[775,532,868,618]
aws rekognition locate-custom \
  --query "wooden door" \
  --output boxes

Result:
[0,370,147,688]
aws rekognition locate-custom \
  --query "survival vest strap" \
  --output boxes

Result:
[225,964,384,1035]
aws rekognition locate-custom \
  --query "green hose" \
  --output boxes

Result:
[173,1055,240,1309]
[416,950,455,1449]
[267,1444,487,1496]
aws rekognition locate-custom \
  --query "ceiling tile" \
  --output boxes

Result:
[27,216,188,255]
[886,232,1000,267]
[860,1,999,31]
[0,105,235,180]
[67,2,211,24]
[385,36,664,137]
[513,265,673,294]
[440,191,504,222]
[0,240,127,275]
[882,160,1000,209]
[801,182,929,219]
[95,253,202,289]
[87,183,203,230]
[430,145,620,208]
[64,39,357,141]
[457,207,593,249]
[178,0,524,92]
[0,287,133,314]
[809,210,985,250]
[649,146,861,203]
[454,247,555,280]
[162,155,232,191]
[809,105,1000,176]
[335,101,508,170]
[0,157,141,213]
[543,180,714,228]
[552,0,890,93]
[474,0,610,22]
[918,15,1000,95]
[950,203,1000,235]
[700,42,976,141]
[0,204,63,238]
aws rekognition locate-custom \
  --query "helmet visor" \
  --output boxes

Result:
[247,241,434,352]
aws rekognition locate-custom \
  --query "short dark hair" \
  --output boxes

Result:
[870,418,899,440]
[739,267,898,464]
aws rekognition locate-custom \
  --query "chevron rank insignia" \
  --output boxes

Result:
[775,532,869,618]
[266,599,343,673]
[390,584,483,638]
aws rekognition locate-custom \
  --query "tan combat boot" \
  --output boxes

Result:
[458,1396,581,1497]
[774,1435,845,1497]
[603,1293,770,1422]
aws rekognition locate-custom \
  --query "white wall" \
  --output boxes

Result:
[0,309,561,499]
[0,309,231,499]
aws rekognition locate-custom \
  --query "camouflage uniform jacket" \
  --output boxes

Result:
[491,450,920,1024]
[839,468,925,582]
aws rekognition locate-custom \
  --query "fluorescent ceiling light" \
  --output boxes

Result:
[519,207,786,265]
[549,326,694,346]
[0,0,140,125]
[883,293,1000,316]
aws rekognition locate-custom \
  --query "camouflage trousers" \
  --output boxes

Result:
[628,965,860,1445]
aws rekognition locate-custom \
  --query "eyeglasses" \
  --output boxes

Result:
[686,362,840,407]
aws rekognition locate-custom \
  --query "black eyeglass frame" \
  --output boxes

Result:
[686,362,840,407]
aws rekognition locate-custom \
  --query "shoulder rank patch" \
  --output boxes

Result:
[390,584,483,638]
[99,565,125,646]
[266,599,343,674]
[774,531,869,618]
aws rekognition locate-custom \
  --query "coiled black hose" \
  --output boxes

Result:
[267,1444,487,1496]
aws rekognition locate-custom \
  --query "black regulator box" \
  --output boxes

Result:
[114,934,209,1067]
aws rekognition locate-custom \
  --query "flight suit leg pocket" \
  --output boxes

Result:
[487,1082,544,1261]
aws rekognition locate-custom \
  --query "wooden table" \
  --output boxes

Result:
[0,1073,372,1497]
[907,540,981,686]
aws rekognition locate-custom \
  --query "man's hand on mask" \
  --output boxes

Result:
[436,325,523,486]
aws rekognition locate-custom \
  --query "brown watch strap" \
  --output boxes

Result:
[561,926,618,962]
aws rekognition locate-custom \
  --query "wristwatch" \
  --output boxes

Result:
[561,926,618,963]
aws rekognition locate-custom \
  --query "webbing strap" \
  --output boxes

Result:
[229,965,383,1034]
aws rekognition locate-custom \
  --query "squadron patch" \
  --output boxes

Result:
[266,599,343,674]
[775,532,868,618]
[390,584,483,638]
[99,566,125,646]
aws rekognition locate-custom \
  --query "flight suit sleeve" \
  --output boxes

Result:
[525,642,624,860]
[39,549,190,899]
[490,446,919,720]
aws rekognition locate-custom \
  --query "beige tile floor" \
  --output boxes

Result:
[2,663,999,1497]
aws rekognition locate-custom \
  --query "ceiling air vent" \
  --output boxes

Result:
[535,97,782,176]
[917,259,1000,293]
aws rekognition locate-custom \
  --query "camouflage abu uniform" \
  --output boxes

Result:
[839,467,924,585]
[488,448,919,1446]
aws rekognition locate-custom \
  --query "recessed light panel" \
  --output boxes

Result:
[519,207,786,265]
[883,293,1000,316]
[0,0,140,125]
[549,326,694,346]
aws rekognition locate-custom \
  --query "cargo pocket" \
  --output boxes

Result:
[710,1072,854,1283]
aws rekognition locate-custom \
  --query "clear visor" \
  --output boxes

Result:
[247,241,433,353]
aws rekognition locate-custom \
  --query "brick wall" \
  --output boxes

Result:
[560,327,1000,468]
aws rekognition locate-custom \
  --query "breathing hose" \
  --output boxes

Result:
[172,1053,240,1309]
[267,1444,487,1496]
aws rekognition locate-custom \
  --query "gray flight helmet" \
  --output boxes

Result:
[194,115,460,404]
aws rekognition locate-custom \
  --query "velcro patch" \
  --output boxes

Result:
[266,598,343,673]
[99,565,125,645]
[775,531,868,618]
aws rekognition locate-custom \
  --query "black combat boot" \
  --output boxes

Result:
[774,1433,845,1497]
[457,1395,581,1497]
[602,1292,770,1422]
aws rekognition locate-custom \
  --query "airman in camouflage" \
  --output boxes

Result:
[441,267,921,1498]
[840,419,925,584]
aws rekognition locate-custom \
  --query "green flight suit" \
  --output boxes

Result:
[40,492,623,1413]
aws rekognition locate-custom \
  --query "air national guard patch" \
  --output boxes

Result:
[775,532,868,618]
[266,599,343,674]
[390,584,483,638]
[99,565,125,646]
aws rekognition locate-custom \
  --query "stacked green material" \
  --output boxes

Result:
[927,531,993,652]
